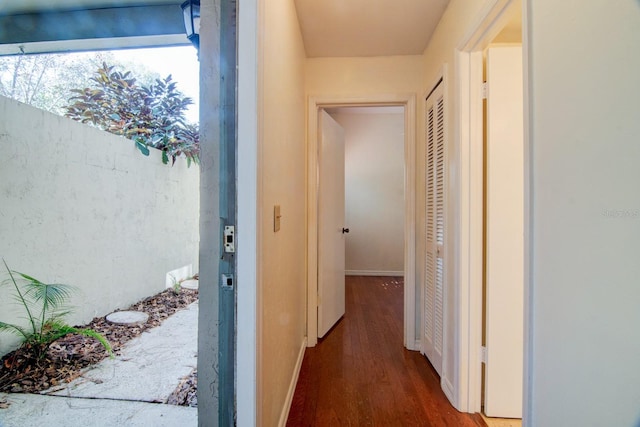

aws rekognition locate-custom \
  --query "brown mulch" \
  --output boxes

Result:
[167,368,197,407]
[0,287,198,403]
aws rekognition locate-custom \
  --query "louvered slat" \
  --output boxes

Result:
[423,80,445,377]
[435,96,445,247]
[434,95,445,354]
[425,103,435,342]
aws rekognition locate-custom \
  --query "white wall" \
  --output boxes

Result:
[259,0,308,425]
[0,96,199,357]
[330,110,405,275]
[527,1,640,426]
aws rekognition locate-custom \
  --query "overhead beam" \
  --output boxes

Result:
[0,5,186,46]
[0,35,190,56]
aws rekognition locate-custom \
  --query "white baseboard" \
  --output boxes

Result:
[345,270,404,277]
[278,337,307,427]
[407,340,421,352]
[442,376,456,408]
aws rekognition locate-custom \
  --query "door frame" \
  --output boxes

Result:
[307,94,417,349]
[453,0,529,416]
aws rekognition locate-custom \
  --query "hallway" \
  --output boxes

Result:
[286,276,486,426]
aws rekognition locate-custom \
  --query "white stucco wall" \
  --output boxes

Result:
[0,96,199,357]
[331,110,405,275]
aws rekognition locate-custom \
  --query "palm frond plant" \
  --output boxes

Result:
[0,259,112,360]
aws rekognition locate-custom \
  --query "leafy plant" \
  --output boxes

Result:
[0,259,113,359]
[64,63,199,166]
[168,273,182,295]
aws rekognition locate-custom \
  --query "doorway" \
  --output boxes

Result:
[455,0,527,421]
[306,95,417,350]
[327,106,406,279]
[482,43,524,421]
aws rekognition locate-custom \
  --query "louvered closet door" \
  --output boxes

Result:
[422,81,445,376]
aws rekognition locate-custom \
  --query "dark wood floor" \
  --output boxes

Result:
[286,275,486,427]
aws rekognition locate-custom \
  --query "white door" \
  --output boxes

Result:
[422,81,445,376]
[317,110,346,338]
[484,45,524,418]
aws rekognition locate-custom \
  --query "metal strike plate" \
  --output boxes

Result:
[224,225,235,253]
[221,274,234,289]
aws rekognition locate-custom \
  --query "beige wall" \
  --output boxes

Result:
[306,55,423,96]
[259,0,308,424]
[0,95,199,357]
[331,111,405,275]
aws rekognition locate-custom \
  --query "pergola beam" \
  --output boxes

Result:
[0,4,189,55]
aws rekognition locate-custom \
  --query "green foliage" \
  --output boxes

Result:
[65,63,199,166]
[0,259,113,359]
[0,51,145,116]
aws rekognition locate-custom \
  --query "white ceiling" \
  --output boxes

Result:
[294,0,450,57]
[1,0,451,58]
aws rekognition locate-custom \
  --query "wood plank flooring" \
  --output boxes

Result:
[286,276,486,427]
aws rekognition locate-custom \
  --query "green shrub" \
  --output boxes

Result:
[0,259,113,360]
[64,63,199,166]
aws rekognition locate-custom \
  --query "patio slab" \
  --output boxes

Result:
[0,393,197,427]
[0,302,198,427]
[48,302,197,402]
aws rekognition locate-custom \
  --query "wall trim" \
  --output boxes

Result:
[346,270,404,277]
[277,337,307,427]
[307,94,417,351]
[237,0,260,425]
[522,1,532,424]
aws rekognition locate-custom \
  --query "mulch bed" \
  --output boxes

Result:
[167,368,197,407]
[0,287,198,405]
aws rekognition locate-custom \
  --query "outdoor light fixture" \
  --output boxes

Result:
[181,0,200,51]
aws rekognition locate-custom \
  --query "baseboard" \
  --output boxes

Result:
[442,376,456,408]
[407,339,421,352]
[278,337,307,427]
[345,270,404,277]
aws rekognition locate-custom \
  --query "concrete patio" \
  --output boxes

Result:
[0,302,198,427]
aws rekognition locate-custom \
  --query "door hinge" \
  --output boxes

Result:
[481,345,487,363]
[224,225,235,253]
[482,82,488,99]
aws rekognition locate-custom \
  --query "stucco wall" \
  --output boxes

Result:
[0,96,199,357]
[331,110,405,275]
